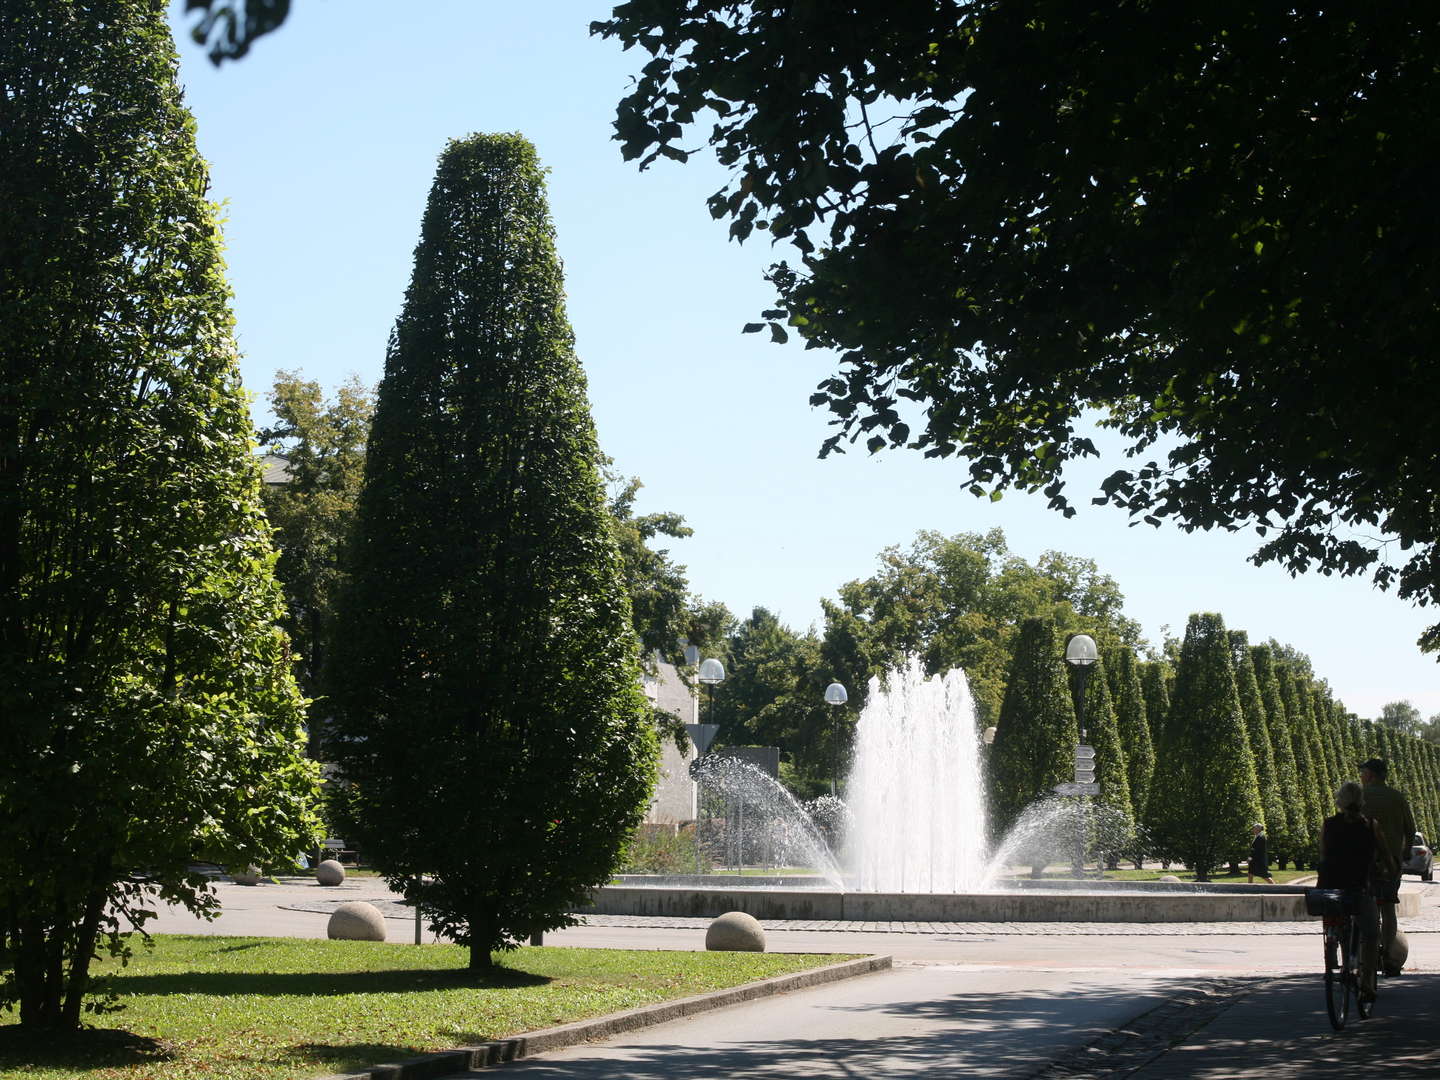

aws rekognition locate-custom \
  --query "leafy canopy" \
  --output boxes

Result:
[594,2,1440,647]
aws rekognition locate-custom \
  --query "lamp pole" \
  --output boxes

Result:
[697,658,725,871]
[1064,633,1099,878]
[824,682,848,795]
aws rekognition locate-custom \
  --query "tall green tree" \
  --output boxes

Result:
[1073,656,1133,864]
[329,133,657,968]
[988,619,1078,839]
[1229,633,1288,859]
[1250,644,1302,867]
[256,371,373,752]
[597,4,1440,651]
[1109,647,1154,849]
[0,0,317,1028]
[1275,661,1323,864]
[1148,614,1261,879]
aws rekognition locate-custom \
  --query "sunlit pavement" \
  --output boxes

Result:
[143,877,1440,1077]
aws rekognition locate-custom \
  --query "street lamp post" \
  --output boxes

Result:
[1063,633,1099,877]
[697,658,725,870]
[824,682,848,795]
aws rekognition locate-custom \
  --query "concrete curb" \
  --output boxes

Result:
[311,953,892,1080]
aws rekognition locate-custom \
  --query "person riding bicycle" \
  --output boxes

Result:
[1317,781,1383,1004]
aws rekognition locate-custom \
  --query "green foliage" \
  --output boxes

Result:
[825,528,1141,728]
[599,2,1440,651]
[1248,644,1301,865]
[1271,658,1323,864]
[1229,633,1288,859]
[0,0,318,1029]
[1075,658,1134,857]
[329,133,658,968]
[1381,700,1424,738]
[256,371,373,749]
[988,619,1078,838]
[1109,648,1154,835]
[619,826,708,874]
[1147,615,1261,879]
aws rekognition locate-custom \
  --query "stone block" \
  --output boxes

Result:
[328,901,386,941]
[315,859,346,886]
[706,911,765,952]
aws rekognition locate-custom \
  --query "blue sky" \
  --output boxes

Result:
[166,1,1438,719]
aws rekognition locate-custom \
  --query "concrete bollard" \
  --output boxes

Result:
[706,911,766,952]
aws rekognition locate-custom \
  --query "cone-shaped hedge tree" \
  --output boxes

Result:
[989,619,1078,838]
[1251,644,1308,866]
[1229,633,1288,860]
[1,0,316,1028]
[1148,614,1262,879]
[1110,648,1154,843]
[1074,657,1134,865]
[330,133,657,968]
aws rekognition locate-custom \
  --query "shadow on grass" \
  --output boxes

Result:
[112,964,551,998]
[287,1039,443,1073]
[0,1025,174,1072]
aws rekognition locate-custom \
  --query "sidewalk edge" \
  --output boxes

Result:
[311,953,892,1080]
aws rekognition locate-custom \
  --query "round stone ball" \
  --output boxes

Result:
[328,901,386,942]
[232,866,263,886]
[1158,875,1181,882]
[1385,928,1410,973]
[706,911,766,952]
[315,859,346,886]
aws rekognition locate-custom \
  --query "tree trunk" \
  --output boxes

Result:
[61,877,109,1028]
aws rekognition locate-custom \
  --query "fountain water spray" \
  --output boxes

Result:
[845,658,990,892]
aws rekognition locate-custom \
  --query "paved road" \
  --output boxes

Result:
[145,877,1440,1078]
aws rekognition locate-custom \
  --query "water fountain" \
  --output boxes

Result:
[588,660,1324,923]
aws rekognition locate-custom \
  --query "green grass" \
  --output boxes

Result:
[994,867,1313,884]
[0,936,854,1080]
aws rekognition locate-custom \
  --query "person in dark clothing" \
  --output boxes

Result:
[1318,781,1384,1002]
[1248,823,1275,884]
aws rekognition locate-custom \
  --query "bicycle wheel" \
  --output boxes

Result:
[1326,926,1352,1030]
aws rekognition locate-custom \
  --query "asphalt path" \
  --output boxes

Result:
[146,876,1436,1077]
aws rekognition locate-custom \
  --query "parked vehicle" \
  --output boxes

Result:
[1402,833,1433,882]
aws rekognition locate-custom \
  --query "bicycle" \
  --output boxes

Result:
[1306,887,1373,1029]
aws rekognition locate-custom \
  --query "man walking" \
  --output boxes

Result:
[1360,757,1415,975]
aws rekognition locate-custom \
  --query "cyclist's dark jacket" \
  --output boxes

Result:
[1318,812,1376,889]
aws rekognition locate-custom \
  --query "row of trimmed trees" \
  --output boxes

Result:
[990,613,1440,879]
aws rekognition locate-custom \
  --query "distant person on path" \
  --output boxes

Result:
[1248,823,1275,884]
[1317,781,1383,1003]
[1360,757,1415,974]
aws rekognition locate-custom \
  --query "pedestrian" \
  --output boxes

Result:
[1248,822,1276,884]
[1359,757,1416,975]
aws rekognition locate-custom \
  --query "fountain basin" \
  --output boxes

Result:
[582,884,1420,923]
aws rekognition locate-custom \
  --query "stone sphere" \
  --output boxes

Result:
[1385,928,1410,973]
[328,901,386,942]
[706,911,766,952]
[1159,875,1181,882]
[232,866,263,886]
[315,859,346,886]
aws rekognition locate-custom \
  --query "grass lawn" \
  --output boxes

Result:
[995,867,1313,884]
[0,936,854,1080]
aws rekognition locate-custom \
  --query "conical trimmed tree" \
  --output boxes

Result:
[330,133,657,967]
[1110,647,1154,866]
[1275,661,1323,866]
[1074,656,1133,866]
[1250,644,1302,867]
[1229,632,1287,862]
[1148,614,1262,879]
[1,0,316,1028]
[989,619,1078,842]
